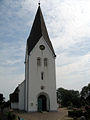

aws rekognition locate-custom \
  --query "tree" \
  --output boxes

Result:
[80,83,90,106]
[57,88,70,106]
[57,88,81,107]
[0,94,5,105]
[69,90,81,107]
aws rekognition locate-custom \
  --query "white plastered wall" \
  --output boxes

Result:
[18,81,25,110]
[11,103,18,109]
[27,36,57,112]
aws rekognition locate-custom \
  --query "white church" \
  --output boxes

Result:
[10,5,57,112]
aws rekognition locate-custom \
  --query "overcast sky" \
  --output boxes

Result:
[0,0,90,100]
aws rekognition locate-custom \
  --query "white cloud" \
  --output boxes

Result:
[0,69,24,100]
[0,0,90,100]
[41,0,90,49]
[56,53,90,90]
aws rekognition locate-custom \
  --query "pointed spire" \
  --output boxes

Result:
[27,5,56,57]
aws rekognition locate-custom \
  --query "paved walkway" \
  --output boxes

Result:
[16,108,70,120]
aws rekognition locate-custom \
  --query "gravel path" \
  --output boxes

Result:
[16,108,69,120]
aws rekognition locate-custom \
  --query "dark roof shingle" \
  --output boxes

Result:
[27,6,56,57]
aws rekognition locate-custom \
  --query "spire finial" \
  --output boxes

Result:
[38,0,40,6]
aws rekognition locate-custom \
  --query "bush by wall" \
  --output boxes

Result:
[68,109,83,118]
[8,112,16,120]
[84,106,90,119]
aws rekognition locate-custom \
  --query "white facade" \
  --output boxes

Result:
[25,37,57,112]
[18,81,25,110]
[10,6,57,112]
[11,103,18,109]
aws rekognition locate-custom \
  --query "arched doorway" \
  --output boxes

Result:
[38,95,47,111]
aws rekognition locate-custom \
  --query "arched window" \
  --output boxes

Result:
[44,58,48,67]
[37,57,41,66]
[41,72,44,80]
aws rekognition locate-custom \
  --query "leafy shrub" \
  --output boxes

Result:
[68,110,83,118]
[84,106,90,119]
[8,112,16,120]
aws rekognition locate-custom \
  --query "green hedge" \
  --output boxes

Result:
[68,110,83,117]
[8,112,16,120]
[84,109,90,119]
[68,108,90,119]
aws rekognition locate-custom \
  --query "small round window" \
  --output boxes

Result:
[39,45,45,50]
[41,86,45,90]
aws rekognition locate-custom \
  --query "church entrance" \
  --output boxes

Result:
[38,95,47,111]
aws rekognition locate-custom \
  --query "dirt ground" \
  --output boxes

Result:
[15,108,73,120]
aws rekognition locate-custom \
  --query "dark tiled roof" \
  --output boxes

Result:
[10,87,19,103]
[27,6,56,57]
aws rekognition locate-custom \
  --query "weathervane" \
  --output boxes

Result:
[38,0,40,6]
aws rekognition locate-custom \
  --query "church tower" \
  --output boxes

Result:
[25,5,57,112]
[10,4,57,112]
